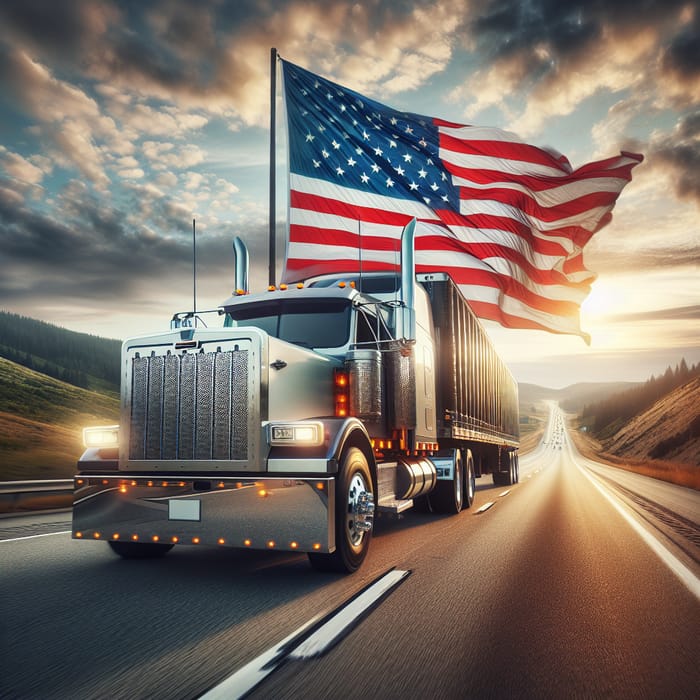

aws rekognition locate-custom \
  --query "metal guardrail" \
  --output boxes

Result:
[0,479,73,514]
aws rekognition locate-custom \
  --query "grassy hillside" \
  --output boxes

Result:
[0,357,120,480]
[0,310,121,393]
[602,376,700,467]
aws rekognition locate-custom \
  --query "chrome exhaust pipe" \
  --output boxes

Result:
[233,237,249,293]
[399,218,417,340]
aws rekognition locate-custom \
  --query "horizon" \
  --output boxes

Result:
[1,2,698,388]
[1,307,696,394]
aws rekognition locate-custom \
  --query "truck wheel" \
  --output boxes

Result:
[464,449,476,509]
[108,540,174,559]
[431,449,463,514]
[308,447,374,573]
[513,452,520,484]
[492,452,514,487]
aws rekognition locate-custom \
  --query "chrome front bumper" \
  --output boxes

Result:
[72,475,335,553]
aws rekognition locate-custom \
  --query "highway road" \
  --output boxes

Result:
[2,406,699,699]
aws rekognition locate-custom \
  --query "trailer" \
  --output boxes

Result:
[73,220,519,573]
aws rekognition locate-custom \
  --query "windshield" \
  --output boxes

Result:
[225,299,351,348]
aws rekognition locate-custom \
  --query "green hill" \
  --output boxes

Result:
[0,357,120,480]
[0,311,121,393]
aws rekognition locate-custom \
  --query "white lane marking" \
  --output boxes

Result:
[199,568,411,700]
[476,502,495,513]
[199,616,321,700]
[0,530,71,543]
[498,490,511,498]
[574,458,700,601]
[290,568,410,659]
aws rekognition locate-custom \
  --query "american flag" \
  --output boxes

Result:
[280,58,643,340]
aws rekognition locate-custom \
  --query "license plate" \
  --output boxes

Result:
[168,499,201,521]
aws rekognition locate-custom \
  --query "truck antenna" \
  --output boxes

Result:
[192,218,197,326]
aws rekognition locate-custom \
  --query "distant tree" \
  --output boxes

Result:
[0,311,120,391]
[583,358,700,437]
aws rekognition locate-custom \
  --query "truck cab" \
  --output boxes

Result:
[73,223,519,574]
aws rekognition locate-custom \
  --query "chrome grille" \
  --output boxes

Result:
[128,349,249,461]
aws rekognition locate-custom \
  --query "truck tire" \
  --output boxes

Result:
[464,449,476,509]
[513,452,520,484]
[492,451,515,487]
[308,447,374,574]
[431,448,463,514]
[108,540,174,559]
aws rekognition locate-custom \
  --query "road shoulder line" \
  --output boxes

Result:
[574,458,700,601]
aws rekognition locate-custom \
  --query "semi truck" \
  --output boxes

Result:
[73,220,519,573]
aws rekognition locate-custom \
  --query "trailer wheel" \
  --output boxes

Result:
[431,449,463,514]
[464,449,476,509]
[308,447,374,574]
[108,541,174,559]
[513,452,520,484]
[492,451,515,487]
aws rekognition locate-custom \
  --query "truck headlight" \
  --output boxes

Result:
[269,422,323,446]
[83,425,120,448]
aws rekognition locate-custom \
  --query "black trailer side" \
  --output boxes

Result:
[419,274,519,483]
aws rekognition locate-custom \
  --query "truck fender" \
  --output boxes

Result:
[323,417,375,475]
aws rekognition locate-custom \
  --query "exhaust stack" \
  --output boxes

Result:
[398,218,417,340]
[233,237,249,293]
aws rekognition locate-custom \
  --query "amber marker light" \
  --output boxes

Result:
[152,535,160,542]
[132,534,139,541]
[312,543,321,550]
[192,537,200,544]
[316,482,325,491]
[75,532,83,538]
[258,488,268,498]
[171,536,179,543]
[279,283,288,290]
[243,539,252,546]
[267,540,275,548]
[112,533,120,540]
[218,538,225,545]
[290,541,299,549]
[297,282,304,289]
[334,369,350,417]
[93,532,101,539]
[119,485,127,493]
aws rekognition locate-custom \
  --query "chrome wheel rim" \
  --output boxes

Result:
[346,472,368,547]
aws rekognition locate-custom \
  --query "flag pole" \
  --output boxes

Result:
[192,218,197,326]
[269,47,277,287]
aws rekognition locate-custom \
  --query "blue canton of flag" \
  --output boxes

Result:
[283,61,460,212]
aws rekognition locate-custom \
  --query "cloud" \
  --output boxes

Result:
[0,147,46,185]
[606,305,700,324]
[0,0,467,129]
[450,0,698,135]
[649,111,700,206]
[141,140,206,170]
[0,171,240,307]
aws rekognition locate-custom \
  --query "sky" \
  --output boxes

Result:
[0,0,698,389]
